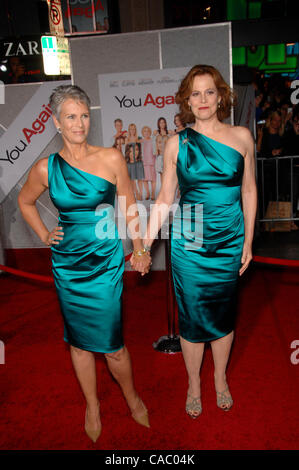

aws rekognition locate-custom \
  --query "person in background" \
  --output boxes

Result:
[112,118,127,146]
[125,142,145,200]
[255,91,269,123]
[139,126,156,200]
[257,110,284,157]
[125,124,144,199]
[283,106,299,156]
[113,135,126,155]
[154,118,172,181]
[279,101,293,134]
[282,106,299,220]
[7,56,26,84]
[174,113,186,133]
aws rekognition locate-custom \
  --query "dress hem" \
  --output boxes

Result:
[180,329,234,343]
[63,337,125,354]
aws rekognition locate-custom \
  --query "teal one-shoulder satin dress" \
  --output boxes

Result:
[171,127,245,343]
[48,153,124,353]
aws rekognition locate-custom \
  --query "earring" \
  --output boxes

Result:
[218,102,221,109]
[57,127,61,134]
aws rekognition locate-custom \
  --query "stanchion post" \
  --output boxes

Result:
[0,205,5,275]
[153,223,181,354]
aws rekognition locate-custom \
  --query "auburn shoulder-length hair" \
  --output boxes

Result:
[175,65,236,123]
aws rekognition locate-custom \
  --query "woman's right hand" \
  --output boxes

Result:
[44,226,64,246]
[130,252,152,276]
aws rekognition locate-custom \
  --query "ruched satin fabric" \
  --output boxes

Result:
[171,128,245,342]
[48,153,124,353]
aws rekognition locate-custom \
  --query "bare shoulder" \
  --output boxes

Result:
[231,125,254,142]
[226,125,254,156]
[33,157,49,179]
[34,156,48,170]
[166,133,179,150]
[87,145,121,162]
[24,157,49,188]
[100,146,124,164]
[94,146,126,181]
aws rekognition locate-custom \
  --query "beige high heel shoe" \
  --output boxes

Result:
[85,404,102,443]
[216,385,233,411]
[130,397,150,428]
[185,394,202,419]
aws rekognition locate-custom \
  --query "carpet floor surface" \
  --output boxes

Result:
[0,261,298,450]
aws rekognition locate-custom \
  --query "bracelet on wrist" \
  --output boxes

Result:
[133,247,150,257]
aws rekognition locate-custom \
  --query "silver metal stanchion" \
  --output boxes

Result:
[153,223,181,353]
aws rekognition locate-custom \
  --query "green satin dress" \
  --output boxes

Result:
[171,128,245,342]
[48,153,124,353]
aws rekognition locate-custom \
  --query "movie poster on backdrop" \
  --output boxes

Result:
[98,67,189,202]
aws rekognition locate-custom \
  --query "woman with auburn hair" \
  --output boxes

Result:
[141,65,257,418]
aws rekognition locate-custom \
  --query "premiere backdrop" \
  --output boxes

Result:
[98,67,188,198]
[0,23,232,269]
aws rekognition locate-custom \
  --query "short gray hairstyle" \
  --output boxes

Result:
[49,85,91,118]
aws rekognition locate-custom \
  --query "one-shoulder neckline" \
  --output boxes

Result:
[188,127,245,159]
[56,153,116,186]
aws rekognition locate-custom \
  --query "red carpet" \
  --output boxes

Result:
[0,249,298,450]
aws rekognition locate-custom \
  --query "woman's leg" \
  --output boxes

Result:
[131,180,138,199]
[143,180,150,199]
[133,180,141,200]
[105,346,148,422]
[70,346,101,432]
[137,180,143,199]
[210,331,234,409]
[180,337,205,416]
[151,180,156,199]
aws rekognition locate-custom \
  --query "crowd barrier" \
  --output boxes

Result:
[1,255,299,283]
[257,154,299,225]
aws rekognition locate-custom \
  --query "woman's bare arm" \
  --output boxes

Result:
[110,148,151,273]
[18,159,63,245]
[239,128,258,275]
[241,129,258,245]
[143,134,179,248]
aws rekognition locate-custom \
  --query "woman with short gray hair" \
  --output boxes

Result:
[49,84,91,119]
[18,85,151,443]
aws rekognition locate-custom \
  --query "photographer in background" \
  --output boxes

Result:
[7,56,26,84]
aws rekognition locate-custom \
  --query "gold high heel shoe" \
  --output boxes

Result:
[85,404,102,443]
[130,397,150,428]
